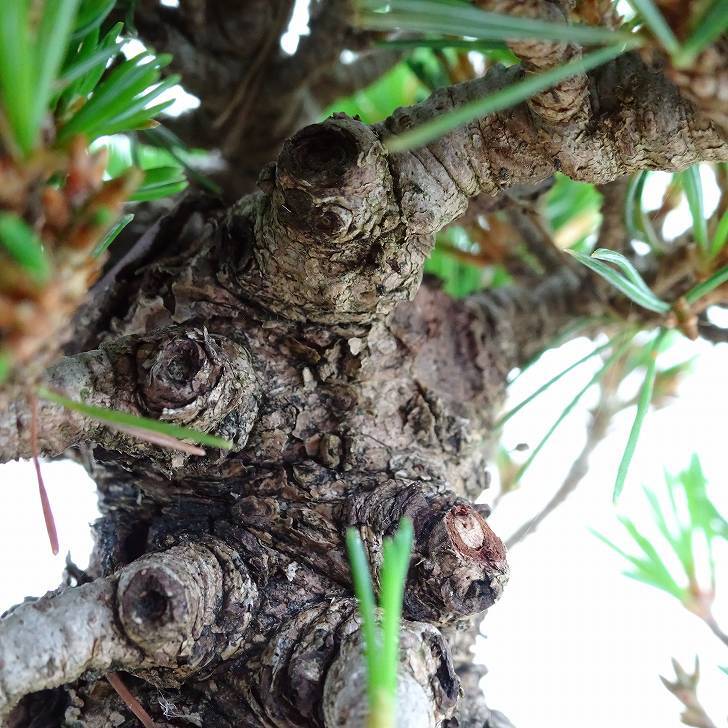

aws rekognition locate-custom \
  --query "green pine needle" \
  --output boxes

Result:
[680,166,709,254]
[357,0,638,46]
[346,527,381,699]
[57,44,119,90]
[37,387,233,451]
[92,213,135,257]
[0,1,35,155]
[71,0,117,41]
[75,23,124,99]
[711,211,728,259]
[509,316,609,384]
[57,51,173,143]
[379,519,413,695]
[378,37,509,53]
[346,519,414,724]
[613,329,667,502]
[674,0,728,67]
[596,454,725,606]
[140,125,223,195]
[0,351,11,385]
[624,171,647,239]
[624,171,662,251]
[32,0,82,143]
[591,248,662,299]
[568,250,671,314]
[385,43,634,152]
[128,165,188,202]
[0,213,51,282]
[496,339,614,429]
[685,264,728,305]
[515,334,635,481]
[625,0,681,55]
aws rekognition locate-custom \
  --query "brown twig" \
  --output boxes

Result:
[660,658,719,728]
[505,384,616,548]
[106,673,158,728]
[702,613,728,650]
[474,0,590,124]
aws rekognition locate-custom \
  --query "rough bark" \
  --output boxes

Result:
[475,0,590,124]
[1,540,256,716]
[1,20,727,728]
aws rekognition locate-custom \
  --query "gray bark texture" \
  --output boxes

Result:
[1,1,727,726]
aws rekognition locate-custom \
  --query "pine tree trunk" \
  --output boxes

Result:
[0,4,726,724]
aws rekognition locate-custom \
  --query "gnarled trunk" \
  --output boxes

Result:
[1,6,727,724]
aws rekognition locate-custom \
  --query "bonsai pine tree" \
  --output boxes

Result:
[0,1,726,726]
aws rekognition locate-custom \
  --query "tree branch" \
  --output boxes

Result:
[667,38,728,136]
[464,264,608,372]
[225,52,725,324]
[475,0,590,124]
[0,327,259,467]
[1,539,256,720]
[134,0,403,196]
[312,48,404,109]
[594,177,631,254]
[236,469,508,624]
[129,0,294,114]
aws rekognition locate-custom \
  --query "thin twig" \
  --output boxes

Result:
[106,672,158,728]
[506,395,615,548]
[703,613,728,650]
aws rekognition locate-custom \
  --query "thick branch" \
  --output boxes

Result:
[0,327,259,467]
[136,0,403,196]
[235,471,508,624]
[5,31,725,728]
[380,54,725,237]
[312,48,404,108]
[465,265,608,370]
[231,53,725,324]
[476,0,590,124]
[1,539,256,720]
[129,0,293,113]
